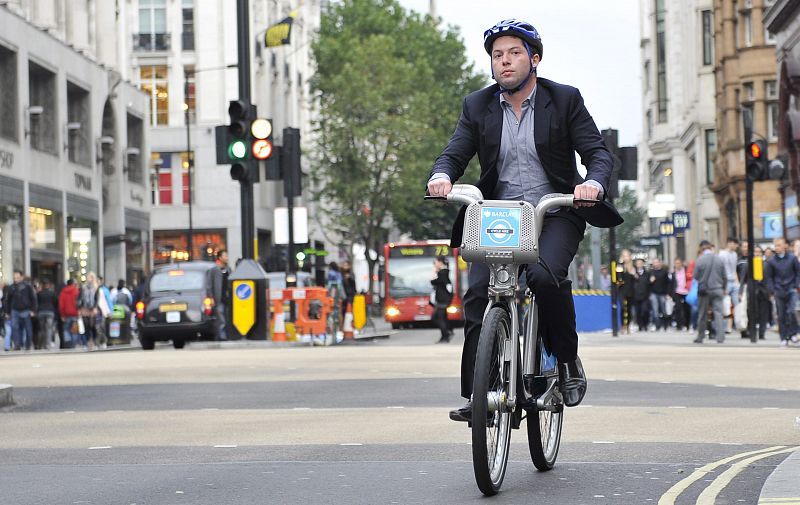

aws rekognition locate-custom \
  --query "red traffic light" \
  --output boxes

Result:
[252,139,273,160]
[749,142,762,159]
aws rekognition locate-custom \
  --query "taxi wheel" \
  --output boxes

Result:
[172,339,186,349]
[140,334,155,350]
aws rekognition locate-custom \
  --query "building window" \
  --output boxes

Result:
[743,82,754,102]
[743,11,753,47]
[140,65,169,126]
[0,45,18,142]
[765,80,778,100]
[702,10,713,65]
[28,62,57,156]
[137,0,169,51]
[184,66,196,125]
[182,0,195,51]
[154,152,173,205]
[765,27,776,44]
[180,151,192,204]
[705,129,716,185]
[655,0,668,123]
[127,114,144,184]
[767,102,778,141]
[0,203,25,283]
[66,82,91,167]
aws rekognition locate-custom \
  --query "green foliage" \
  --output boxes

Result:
[309,0,485,258]
[577,185,647,264]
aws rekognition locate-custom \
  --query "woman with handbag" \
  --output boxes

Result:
[58,279,80,348]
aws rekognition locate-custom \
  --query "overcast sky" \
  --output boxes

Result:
[397,0,643,147]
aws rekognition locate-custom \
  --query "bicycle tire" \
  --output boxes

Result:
[472,305,513,496]
[526,330,563,471]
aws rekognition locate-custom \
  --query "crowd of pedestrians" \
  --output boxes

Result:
[616,235,800,347]
[1,270,142,352]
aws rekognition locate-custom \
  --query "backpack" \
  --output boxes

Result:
[116,290,131,307]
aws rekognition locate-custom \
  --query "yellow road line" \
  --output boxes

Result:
[657,446,788,505]
[696,447,799,505]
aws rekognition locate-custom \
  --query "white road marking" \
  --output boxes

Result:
[213,445,237,448]
[88,446,111,450]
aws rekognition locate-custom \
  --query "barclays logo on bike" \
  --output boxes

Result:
[479,207,521,248]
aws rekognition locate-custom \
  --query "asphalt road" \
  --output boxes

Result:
[1,325,798,504]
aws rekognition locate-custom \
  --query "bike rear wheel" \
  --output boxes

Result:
[472,305,513,496]
[526,331,563,471]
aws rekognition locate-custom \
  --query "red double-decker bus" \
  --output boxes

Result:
[383,240,466,329]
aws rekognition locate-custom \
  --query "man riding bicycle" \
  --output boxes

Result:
[427,19,622,422]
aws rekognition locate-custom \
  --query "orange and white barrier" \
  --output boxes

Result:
[343,302,355,341]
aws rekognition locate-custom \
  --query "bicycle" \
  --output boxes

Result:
[426,184,592,495]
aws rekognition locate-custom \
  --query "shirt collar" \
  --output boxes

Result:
[499,84,537,108]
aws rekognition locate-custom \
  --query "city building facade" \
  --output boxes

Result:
[713,0,780,245]
[117,0,323,271]
[0,3,151,287]
[765,0,800,240]
[638,0,719,262]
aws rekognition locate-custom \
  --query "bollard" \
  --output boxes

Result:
[272,298,287,342]
[343,302,355,340]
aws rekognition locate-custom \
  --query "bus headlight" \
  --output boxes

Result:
[385,306,400,318]
[446,305,460,314]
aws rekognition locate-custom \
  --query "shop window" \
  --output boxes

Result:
[0,204,25,284]
[29,206,63,251]
[154,230,227,265]
[67,217,98,283]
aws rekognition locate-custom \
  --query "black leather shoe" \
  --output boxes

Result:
[449,401,472,422]
[558,357,587,407]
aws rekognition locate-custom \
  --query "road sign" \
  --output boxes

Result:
[639,236,662,247]
[232,280,256,336]
[672,211,690,231]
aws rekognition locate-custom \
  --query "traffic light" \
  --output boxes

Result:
[251,118,273,160]
[746,139,768,181]
[227,100,260,183]
[282,127,301,197]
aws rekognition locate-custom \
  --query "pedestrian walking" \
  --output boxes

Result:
[6,270,37,350]
[693,241,727,344]
[36,279,58,349]
[430,256,454,343]
[632,258,651,332]
[341,261,357,324]
[648,257,671,330]
[58,279,80,348]
[671,258,691,331]
[211,250,231,341]
[765,236,800,347]
[718,237,740,333]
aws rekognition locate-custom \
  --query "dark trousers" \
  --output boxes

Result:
[672,294,691,330]
[432,306,450,340]
[460,211,585,399]
[634,299,650,330]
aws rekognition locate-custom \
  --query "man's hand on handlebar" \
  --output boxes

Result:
[427,178,453,198]
[573,183,599,208]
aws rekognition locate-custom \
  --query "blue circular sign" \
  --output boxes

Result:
[235,283,252,300]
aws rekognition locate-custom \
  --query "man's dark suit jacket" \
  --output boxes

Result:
[431,78,623,248]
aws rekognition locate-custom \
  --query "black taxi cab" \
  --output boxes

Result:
[136,261,219,349]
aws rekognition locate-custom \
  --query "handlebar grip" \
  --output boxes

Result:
[424,195,447,201]
[573,198,600,205]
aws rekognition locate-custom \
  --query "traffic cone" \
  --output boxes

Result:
[343,302,355,341]
[272,300,287,342]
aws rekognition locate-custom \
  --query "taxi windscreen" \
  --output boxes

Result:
[149,270,207,292]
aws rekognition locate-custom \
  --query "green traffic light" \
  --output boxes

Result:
[228,140,247,160]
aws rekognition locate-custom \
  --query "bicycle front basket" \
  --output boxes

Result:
[459,200,539,265]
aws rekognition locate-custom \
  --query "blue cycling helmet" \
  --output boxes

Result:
[483,19,543,59]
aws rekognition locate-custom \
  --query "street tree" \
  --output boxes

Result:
[309,0,484,294]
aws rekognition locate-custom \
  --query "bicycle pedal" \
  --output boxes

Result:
[524,374,547,396]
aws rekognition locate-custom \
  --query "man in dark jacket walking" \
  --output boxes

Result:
[430,256,453,344]
[648,257,671,330]
[36,279,58,349]
[6,270,37,350]
[765,236,800,347]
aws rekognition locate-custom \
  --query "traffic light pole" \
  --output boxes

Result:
[743,114,757,342]
[236,0,255,259]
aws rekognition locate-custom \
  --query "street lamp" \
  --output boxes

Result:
[183,63,237,261]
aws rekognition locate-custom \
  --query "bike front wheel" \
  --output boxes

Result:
[472,305,513,496]
[526,331,563,471]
